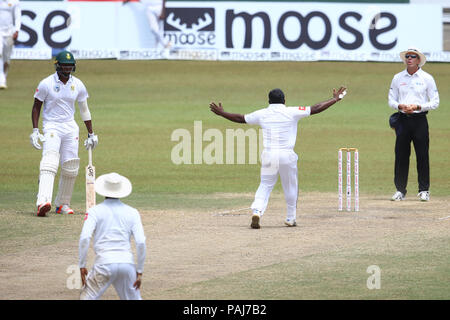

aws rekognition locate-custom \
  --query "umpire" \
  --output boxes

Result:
[388,47,439,201]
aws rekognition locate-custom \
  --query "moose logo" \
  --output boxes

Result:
[164,8,215,47]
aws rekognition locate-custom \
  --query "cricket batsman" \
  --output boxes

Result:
[30,50,99,217]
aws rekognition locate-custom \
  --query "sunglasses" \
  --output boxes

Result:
[405,54,418,59]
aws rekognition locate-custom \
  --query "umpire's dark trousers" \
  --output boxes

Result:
[394,112,429,195]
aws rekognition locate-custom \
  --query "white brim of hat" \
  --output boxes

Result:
[95,173,132,198]
[400,48,426,67]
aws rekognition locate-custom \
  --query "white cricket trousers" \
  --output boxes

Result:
[145,4,167,48]
[0,34,14,85]
[80,263,142,300]
[251,149,299,220]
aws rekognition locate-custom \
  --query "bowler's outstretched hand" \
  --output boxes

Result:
[210,102,224,116]
[333,87,347,101]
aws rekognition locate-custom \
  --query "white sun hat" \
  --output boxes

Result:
[400,47,427,67]
[95,172,132,198]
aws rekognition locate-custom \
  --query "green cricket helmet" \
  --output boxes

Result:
[54,50,76,74]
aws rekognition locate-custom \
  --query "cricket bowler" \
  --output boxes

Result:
[210,86,347,229]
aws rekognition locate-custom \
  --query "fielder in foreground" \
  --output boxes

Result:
[210,86,347,229]
[30,50,98,217]
[79,172,147,300]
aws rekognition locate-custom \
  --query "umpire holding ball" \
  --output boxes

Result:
[388,47,439,202]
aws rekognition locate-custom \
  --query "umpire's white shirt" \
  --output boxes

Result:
[34,73,89,124]
[79,199,147,273]
[244,104,311,150]
[388,68,439,112]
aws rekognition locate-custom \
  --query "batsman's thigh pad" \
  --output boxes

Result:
[60,158,80,177]
[37,151,60,205]
[42,130,62,153]
[55,158,80,206]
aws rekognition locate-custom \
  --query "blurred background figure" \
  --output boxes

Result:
[0,0,21,89]
[124,0,172,55]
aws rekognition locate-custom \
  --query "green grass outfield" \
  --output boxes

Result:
[0,60,449,301]
[1,60,449,209]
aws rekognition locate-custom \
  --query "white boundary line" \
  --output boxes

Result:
[438,215,450,221]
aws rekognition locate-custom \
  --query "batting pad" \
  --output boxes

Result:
[55,158,80,207]
[36,151,60,206]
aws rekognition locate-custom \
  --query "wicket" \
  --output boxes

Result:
[338,148,359,212]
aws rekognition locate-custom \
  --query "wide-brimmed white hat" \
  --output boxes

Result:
[95,172,132,198]
[400,47,426,67]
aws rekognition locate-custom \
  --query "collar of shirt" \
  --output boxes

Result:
[402,67,423,78]
[53,72,73,84]
[268,103,286,109]
[104,198,122,204]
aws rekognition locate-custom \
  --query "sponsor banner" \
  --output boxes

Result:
[11,48,52,60]
[13,1,448,62]
[118,49,165,60]
[69,48,119,59]
[170,48,218,60]
[168,1,442,52]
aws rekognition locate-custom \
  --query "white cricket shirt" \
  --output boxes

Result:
[245,103,311,150]
[79,199,147,273]
[0,0,21,35]
[34,73,89,124]
[388,68,439,113]
[140,0,162,6]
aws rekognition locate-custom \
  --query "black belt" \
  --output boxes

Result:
[400,111,428,118]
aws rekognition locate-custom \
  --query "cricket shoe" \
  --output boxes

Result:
[56,205,74,215]
[37,202,51,217]
[391,191,405,201]
[418,191,430,202]
[250,211,261,229]
[284,218,297,227]
[0,84,7,90]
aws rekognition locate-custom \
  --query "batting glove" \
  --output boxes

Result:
[84,132,98,150]
[30,128,45,150]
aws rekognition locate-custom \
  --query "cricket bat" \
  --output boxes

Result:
[85,146,96,212]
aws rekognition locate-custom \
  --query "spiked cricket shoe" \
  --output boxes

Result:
[37,202,51,217]
[250,211,261,229]
[284,218,297,227]
[56,205,74,215]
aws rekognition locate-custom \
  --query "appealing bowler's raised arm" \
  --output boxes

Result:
[209,102,246,123]
[310,86,347,115]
